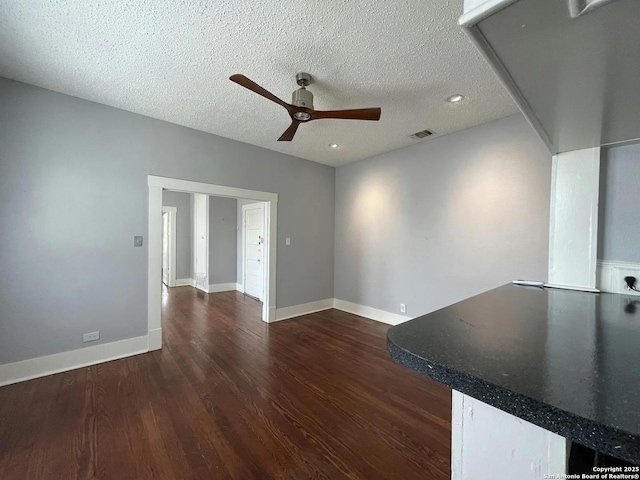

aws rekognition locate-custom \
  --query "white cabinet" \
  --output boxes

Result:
[452,391,568,480]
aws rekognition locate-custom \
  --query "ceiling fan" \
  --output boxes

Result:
[229,72,381,142]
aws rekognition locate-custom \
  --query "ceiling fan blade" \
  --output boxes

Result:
[277,121,301,142]
[229,74,292,112]
[311,107,381,121]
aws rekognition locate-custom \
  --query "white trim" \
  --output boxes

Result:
[459,0,518,27]
[275,299,334,322]
[175,278,244,291]
[270,298,412,325]
[597,260,640,296]
[148,329,162,351]
[148,176,278,203]
[149,175,278,327]
[0,335,149,387]
[193,193,209,292]
[602,136,640,149]
[333,299,411,326]
[148,184,163,351]
[162,206,177,287]
[207,282,237,293]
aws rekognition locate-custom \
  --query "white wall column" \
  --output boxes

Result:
[148,184,163,351]
[548,147,601,290]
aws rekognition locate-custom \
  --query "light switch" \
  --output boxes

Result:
[134,236,143,247]
[285,237,291,246]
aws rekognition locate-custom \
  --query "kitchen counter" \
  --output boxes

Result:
[387,284,640,464]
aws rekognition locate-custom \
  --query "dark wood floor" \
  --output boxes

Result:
[0,287,451,479]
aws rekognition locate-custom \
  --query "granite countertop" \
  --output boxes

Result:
[387,284,640,464]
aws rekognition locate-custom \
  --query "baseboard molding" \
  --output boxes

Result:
[0,295,410,387]
[274,298,334,322]
[207,282,238,293]
[0,335,149,387]
[333,299,411,326]
[170,278,249,297]
[272,298,411,325]
[597,260,640,296]
[148,328,162,351]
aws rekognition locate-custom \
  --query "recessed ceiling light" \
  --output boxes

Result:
[447,94,464,103]
[329,143,339,149]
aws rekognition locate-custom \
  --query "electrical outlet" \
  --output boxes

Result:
[133,236,143,247]
[285,237,291,246]
[615,267,640,296]
[83,331,100,342]
[400,303,406,314]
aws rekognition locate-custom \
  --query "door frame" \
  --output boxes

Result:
[161,206,177,288]
[192,194,210,292]
[148,175,278,351]
[241,202,266,301]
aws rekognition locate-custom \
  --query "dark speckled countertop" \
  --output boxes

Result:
[387,284,640,464]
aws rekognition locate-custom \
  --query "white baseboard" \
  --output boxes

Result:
[0,335,149,387]
[333,299,411,326]
[207,282,238,293]
[148,328,162,351]
[597,260,640,296]
[169,279,245,295]
[0,295,410,387]
[274,298,334,322]
[272,298,411,325]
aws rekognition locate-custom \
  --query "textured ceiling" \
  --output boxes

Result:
[0,0,518,166]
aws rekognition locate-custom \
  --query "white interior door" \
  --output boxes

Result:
[243,203,265,301]
[194,194,209,291]
[162,212,169,286]
[162,206,177,287]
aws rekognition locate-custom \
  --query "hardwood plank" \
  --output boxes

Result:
[0,287,451,479]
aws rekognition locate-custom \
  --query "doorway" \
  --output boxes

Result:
[148,176,278,351]
[161,206,177,288]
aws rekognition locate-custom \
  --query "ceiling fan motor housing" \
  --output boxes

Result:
[228,72,381,141]
[292,87,314,109]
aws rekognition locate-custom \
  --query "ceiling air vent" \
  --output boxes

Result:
[410,129,435,139]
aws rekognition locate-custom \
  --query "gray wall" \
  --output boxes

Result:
[209,196,237,284]
[334,114,552,317]
[0,77,335,364]
[598,142,640,262]
[162,191,192,280]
